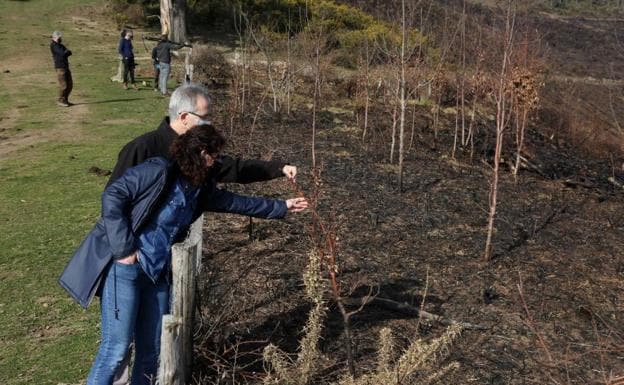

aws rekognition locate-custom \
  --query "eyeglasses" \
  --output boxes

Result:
[183,111,212,125]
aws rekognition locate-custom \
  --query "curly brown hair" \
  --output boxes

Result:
[170,124,225,186]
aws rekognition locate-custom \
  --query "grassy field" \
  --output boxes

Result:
[0,1,170,383]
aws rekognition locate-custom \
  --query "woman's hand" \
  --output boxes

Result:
[286,197,308,213]
[117,250,138,265]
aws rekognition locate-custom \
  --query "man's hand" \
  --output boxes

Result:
[286,197,308,213]
[282,165,297,180]
[117,251,138,265]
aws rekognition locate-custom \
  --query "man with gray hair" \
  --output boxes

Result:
[108,83,296,184]
[107,82,296,385]
[50,31,73,107]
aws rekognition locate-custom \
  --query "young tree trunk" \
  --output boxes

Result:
[390,99,398,164]
[513,106,528,181]
[398,0,407,192]
[312,33,321,168]
[452,83,459,159]
[230,6,248,134]
[484,1,515,262]
[460,0,467,147]
[286,9,292,116]
[409,102,417,151]
[362,41,371,142]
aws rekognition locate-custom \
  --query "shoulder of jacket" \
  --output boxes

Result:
[129,157,171,181]
[125,128,160,147]
[145,156,169,166]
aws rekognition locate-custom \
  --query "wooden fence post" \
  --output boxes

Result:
[184,47,193,84]
[111,56,123,82]
[158,214,203,385]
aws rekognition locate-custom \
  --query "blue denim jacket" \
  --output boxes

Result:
[137,176,200,282]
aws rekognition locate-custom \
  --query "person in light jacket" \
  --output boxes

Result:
[59,125,308,385]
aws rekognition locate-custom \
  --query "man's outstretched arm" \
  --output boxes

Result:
[214,155,297,184]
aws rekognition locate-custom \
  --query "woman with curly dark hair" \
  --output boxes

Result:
[59,124,308,385]
[170,123,225,186]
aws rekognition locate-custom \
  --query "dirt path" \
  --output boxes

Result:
[0,58,89,158]
[0,10,107,160]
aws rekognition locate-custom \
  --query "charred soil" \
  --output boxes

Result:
[176,4,624,384]
[192,84,624,384]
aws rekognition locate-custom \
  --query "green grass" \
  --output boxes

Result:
[0,1,171,383]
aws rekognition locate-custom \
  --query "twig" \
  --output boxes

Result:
[517,273,555,364]
[342,296,488,331]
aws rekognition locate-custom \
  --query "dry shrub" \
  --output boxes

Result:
[108,1,145,27]
[190,45,232,87]
[262,249,326,385]
[338,325,462,385]
[125,4,145,26]
[262,247,463,385]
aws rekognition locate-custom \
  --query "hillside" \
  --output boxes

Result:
[188,3,624,384]
[0,0,622,384]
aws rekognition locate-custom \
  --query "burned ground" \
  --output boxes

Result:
[150,4,624,384]
[191,85,624,383]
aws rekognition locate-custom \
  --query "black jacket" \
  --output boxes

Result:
[50,40,72,69]
[154,41,181,64]
[151,46,158,64]
[107,117,288,187]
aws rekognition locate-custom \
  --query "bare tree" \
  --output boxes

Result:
[359,39,373,143]
[398,0,408,191]
[452,1,467,159]
[246,21,281,114]
[161,0,187,43]
[301,8,327,169]
[484,0,516,262]
[510,31,542,180]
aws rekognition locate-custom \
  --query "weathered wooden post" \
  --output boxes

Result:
[184,46,193,84]
[158,214,203,385]
[111,56,123,82]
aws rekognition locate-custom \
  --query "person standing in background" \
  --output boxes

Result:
[155,35,183,95]
[119,30,138,90]
[50,31,73,107]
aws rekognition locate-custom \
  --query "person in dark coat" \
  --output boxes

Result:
[50,31,73,107]
[118,30,137,90]
[59,124,308,385]
[107,83,297,187]
[154,35,184,95]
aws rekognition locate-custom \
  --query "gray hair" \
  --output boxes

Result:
[168,83,212,122]
[52,31,62,39]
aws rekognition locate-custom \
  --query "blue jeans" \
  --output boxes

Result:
[86,262,170,385]
[158,63,170,94]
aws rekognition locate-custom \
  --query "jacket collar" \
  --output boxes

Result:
[158,117,178,142]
